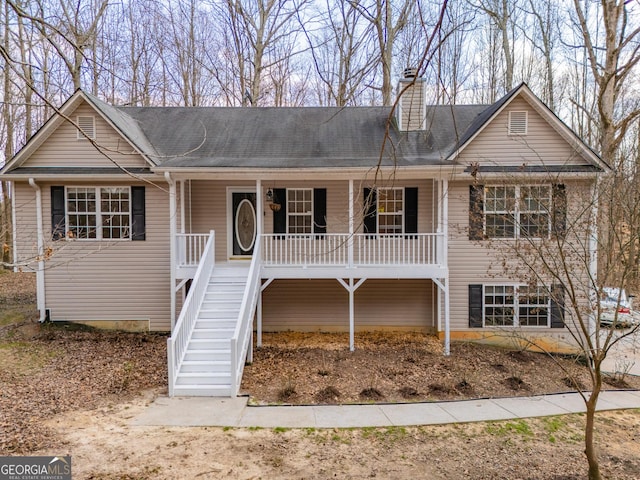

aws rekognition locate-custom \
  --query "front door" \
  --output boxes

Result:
[231,192,257,257]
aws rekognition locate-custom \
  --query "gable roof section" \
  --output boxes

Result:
[1,90,157,174]
[2,85,605,175]
[446,83,606,170]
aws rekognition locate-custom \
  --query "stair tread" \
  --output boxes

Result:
[178,372,231,378]
[182,359,231,365]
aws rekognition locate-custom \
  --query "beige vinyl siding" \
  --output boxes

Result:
[13,183,39,271]
[447,179,592,335]
[458,97,586,166]
[13,181,172,331]
[399,81,425,131]
[262,279,435,331]
[23,103,149,169]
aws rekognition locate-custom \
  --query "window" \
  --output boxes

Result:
[484,285,515,326]
[377,188,403,234]
[518,285,551,327]
[508,111,528,135]
[363,187,418,236]
[67,187,131,240]
[77,116,95,140]
[484,285,550,328]
[287,188,312,234]
[484,185,551,239]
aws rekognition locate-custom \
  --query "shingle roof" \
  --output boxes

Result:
[114,104,488,168]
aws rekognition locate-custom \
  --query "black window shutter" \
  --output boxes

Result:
[552,184,566,239]
[273,188,287,234]
[131,186,146,241]
[404,187,418,234]
[550,284,565,328]
[363,188,377,234]
[51,186,66,240]
[469,184,484,240]
[313,188,327,234]
[469,284,484,328]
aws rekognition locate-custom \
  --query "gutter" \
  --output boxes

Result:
[28,178,47,322]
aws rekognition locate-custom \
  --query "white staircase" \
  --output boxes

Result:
[172,265,249,396]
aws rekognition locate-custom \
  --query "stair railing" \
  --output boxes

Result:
[230,235,262,396]
[167,230,215,397]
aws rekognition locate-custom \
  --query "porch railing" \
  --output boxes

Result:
[176,233,210,268]
[262,233,443,267]
[176,232,444,270]
[167,230,215,397]
[230,235,262,396]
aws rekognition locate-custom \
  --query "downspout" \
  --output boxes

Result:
[11,182,17,272]
[165,172,177,330]
[28,178,46,322]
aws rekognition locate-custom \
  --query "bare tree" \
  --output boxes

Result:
[350,0,415,106]
[304,0,377,106]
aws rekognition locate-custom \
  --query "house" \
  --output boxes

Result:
[0,72,607,396]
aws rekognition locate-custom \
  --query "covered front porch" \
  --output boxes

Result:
[167,176,452,353]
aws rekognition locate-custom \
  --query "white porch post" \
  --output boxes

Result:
[179,180,186,234]
[166,172,177,330]
[255,180,262,351]
[441,178,448,266]
[348,179,354,267]
[28,179,46,321]
[442,178,450,355]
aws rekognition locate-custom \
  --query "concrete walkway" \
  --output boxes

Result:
[132,390,640,428]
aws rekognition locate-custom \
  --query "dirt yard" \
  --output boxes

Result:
[2,270,640,479]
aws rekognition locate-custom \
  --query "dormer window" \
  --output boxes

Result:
[77,116,96,140]
[508,111,528,135]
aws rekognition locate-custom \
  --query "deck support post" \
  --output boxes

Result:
[433,277,451,356]
[337,277,366,351]
[247,329,253,363]
[258,278,274,347]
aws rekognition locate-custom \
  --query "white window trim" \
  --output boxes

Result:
[377,187,404,235]
[65,186,132,241]
[76,115,96,140]
[508,111,528,135]
[483,184,552,240]
[286,188,313,234]
[482,283,551,328]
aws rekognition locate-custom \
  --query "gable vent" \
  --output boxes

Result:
[508,111,528,135]
[77,116,95,140]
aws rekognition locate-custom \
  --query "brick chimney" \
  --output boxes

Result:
[397,68,426,131]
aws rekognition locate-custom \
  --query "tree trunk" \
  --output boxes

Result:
[585,391,601,480]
